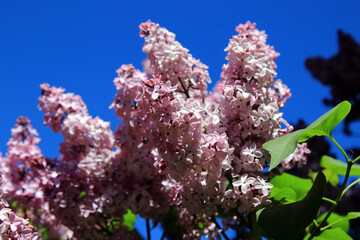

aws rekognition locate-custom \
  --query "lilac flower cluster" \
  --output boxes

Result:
[0,155,39,239]
[0,21,309,239]
[0,117,70,239]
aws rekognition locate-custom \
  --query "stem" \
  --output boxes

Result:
[211,216,230,240]
[322,197,337,206]
[146,218,151,240]
[23,208,28,220]
[133,228,145,240]
[308,154,353,240]
[352,155,360,164]
[312,219,319,228]
[340,178,360,200]
[329,136,350,163]
[160,230,166,240]
[321,218,349,231]
[178,77,190,98]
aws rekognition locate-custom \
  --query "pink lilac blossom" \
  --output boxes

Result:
[0,117,71,239]
[205,22,309,225]
[38,84,144,239]
[110,64,171,221]
[140,20,211,100]
[0,161,39,240]
[111,20,308,238]
[0,20,310,240]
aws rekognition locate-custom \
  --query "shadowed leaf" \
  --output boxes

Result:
[258,172,326,240]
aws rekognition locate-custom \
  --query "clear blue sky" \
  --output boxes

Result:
[1,0,360,238]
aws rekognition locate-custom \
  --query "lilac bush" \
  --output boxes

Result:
[8,20,360,240]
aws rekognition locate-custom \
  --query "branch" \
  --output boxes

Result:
[211,216,230,240]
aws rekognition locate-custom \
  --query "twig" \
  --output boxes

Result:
[340,178,360,200]
[178,77,190,98]
[352,155,360,164]
[211,216,230,240]
[146,218,151,240]
[160,230,166,240]
[322,197,337,206]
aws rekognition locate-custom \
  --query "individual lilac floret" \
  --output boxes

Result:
[232,174,256,194]
[254,176,273,196]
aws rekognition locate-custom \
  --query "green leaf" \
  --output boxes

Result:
[323,169,339,186]
[312,228,352,240]
[299,101,351,142]
[309,169,339,187]
[122,209,136,231]
[270,188,298,203]
[11,200,18,208]
[78,191,87,198]
[263,101,351,171]
[269,173,312,201]
[39,227,49,240]
[317,212,350,233]
[258,171,326,240]
[321,155,360,176]
[263,130,305,171]
[347,212,360,220]
[111,219,121,230]
[197,222,204,230]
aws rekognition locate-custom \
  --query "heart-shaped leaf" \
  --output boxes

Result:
[270,188,298,203]
[263,101,351,171]
[263,130,305,171]
[321,155,360,176]
[317,212,350,233]
[299,101,351,142]
[258,172,326,240]
[309,169,339,187]
[269,173,312,201]
[347,212,360,220]
[311,228,352,240]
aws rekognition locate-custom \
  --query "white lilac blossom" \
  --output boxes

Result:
[0,20,310,240]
